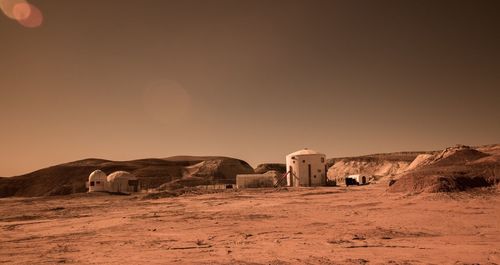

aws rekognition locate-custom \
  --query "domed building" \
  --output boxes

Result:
[88,170,107,192]
[106,171,139,193]
[286,149,327,187]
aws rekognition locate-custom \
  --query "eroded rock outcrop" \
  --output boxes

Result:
[327,152,428,183]
[388,145,499,193]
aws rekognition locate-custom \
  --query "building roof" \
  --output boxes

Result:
[88,170,107,180]
[106,171,137,182]
[287,148,325,157]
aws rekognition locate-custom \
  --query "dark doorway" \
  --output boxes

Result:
[324,165,328,185]
[361,176,366,184]
[289,166,293,186]
[129,180,139,192]
[308,164,312,186]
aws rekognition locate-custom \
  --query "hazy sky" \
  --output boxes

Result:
[1,0,499,176]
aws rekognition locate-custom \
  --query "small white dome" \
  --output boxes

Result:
[107,171,136,182]
[88,170,107,181]
[287,148,325,157]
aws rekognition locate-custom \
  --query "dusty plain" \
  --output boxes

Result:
[1,184,499,265]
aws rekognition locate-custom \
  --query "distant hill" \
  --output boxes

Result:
[254,163,286,174]
[327,151,436,181]
[0,156,254,197]
[327,144,499,193]
[388,145,500,193]
[2,144,498,197]
[327,151,431,165]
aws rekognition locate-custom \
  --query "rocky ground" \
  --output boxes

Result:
[1,183,499,264]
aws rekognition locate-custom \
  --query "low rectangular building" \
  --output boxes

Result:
[236,174,275,188]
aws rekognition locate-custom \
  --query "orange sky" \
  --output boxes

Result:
[1,0,499,176]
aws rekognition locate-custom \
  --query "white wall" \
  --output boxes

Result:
[286,154,326,187]
[107,178,136,193]
[88,175,107,192]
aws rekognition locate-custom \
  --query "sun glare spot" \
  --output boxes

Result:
[0,0,26,19]
[1,0,42,28]
[12,2,30,20]
[15,2,42,28]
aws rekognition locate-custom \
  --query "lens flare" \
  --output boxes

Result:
[12,1,30,20]
[14,2,42,28]
[0,0,43,28]
[0,0,26,19]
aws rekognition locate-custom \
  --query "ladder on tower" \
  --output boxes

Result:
[274,171,289,188]
[274,171,299,188]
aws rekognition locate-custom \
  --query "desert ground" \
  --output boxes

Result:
[1,184,499,265]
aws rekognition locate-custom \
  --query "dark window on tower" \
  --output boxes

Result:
[302,160,305,163]
[96,181,101,184]
[90,181,95,186]
[321,157,325,163]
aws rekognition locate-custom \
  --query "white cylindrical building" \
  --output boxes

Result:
[106,171,139,193]
[88,170,107,192]
[285,149,327,187]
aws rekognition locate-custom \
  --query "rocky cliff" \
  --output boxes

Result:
[327,151,433,183]
[327,144,499,189]
[388,145,499,193]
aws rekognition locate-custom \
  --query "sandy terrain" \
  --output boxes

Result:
[1,184,499,265]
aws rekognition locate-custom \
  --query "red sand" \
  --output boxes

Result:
[1,184,499,264]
